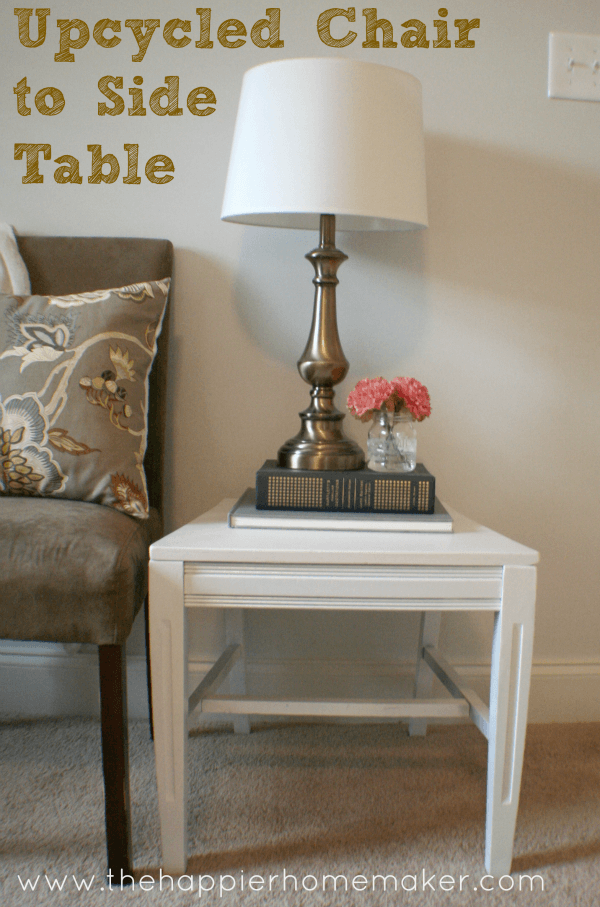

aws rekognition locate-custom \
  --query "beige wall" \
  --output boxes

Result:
[2,1,599,716]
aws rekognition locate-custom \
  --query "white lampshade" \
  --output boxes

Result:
[221,57,428,232]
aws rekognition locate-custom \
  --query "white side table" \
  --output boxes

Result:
[149,499,538,876]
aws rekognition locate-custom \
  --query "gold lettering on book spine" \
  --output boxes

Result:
[267,475,323,509]
[417,480,430,512]
[373,479,411,511]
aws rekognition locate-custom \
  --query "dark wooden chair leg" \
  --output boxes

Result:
[98,644,133,881]
[144,596,154,741]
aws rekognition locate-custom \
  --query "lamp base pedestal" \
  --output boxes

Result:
[278,440,364,471]
[277,401,365,471]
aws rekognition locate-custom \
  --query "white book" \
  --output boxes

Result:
[228,489,453,532]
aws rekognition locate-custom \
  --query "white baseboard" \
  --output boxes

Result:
[1,649,599,724]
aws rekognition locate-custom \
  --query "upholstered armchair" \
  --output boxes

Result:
[0,236,172,877]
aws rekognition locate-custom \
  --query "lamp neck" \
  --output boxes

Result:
[320,212,336,247]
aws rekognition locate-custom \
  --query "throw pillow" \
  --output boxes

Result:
[0,279,170,518]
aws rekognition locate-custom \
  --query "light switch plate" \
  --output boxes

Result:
[548,32,600,101]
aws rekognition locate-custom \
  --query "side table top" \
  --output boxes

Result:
[150,499,539,567]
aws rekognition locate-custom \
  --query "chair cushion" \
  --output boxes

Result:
[0,280,169,519]
[0,498,161,645]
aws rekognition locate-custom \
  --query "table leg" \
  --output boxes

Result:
[485,565,536,876]
[409,611,442,737]
[225,609,251,734]
[149,560,188,874]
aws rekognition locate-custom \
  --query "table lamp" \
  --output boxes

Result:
[221,58,428,470]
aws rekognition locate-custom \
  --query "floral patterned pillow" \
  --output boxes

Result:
[0,280,170,518]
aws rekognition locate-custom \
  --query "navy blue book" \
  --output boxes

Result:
[255,460,435,514]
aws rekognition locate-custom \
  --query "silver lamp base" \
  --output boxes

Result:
[278,391,365,471]
[277,214,365,471]
[278,441,364,471]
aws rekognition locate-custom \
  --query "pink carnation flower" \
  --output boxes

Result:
[348,375,431,423]
[390,377,431,421]
[347,377,394,422]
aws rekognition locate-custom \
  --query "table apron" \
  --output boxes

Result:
[184,594,500,611]
[183,562,504,603]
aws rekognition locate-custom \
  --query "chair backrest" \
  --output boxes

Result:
[16,236,173,524]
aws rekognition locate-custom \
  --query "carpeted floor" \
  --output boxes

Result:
[0,720,599,905]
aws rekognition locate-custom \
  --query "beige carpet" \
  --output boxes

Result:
[0,719,599,905]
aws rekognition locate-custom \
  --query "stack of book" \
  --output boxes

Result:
[228,461,453,532]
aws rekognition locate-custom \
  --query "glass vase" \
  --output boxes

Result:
[367,408,417,473]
